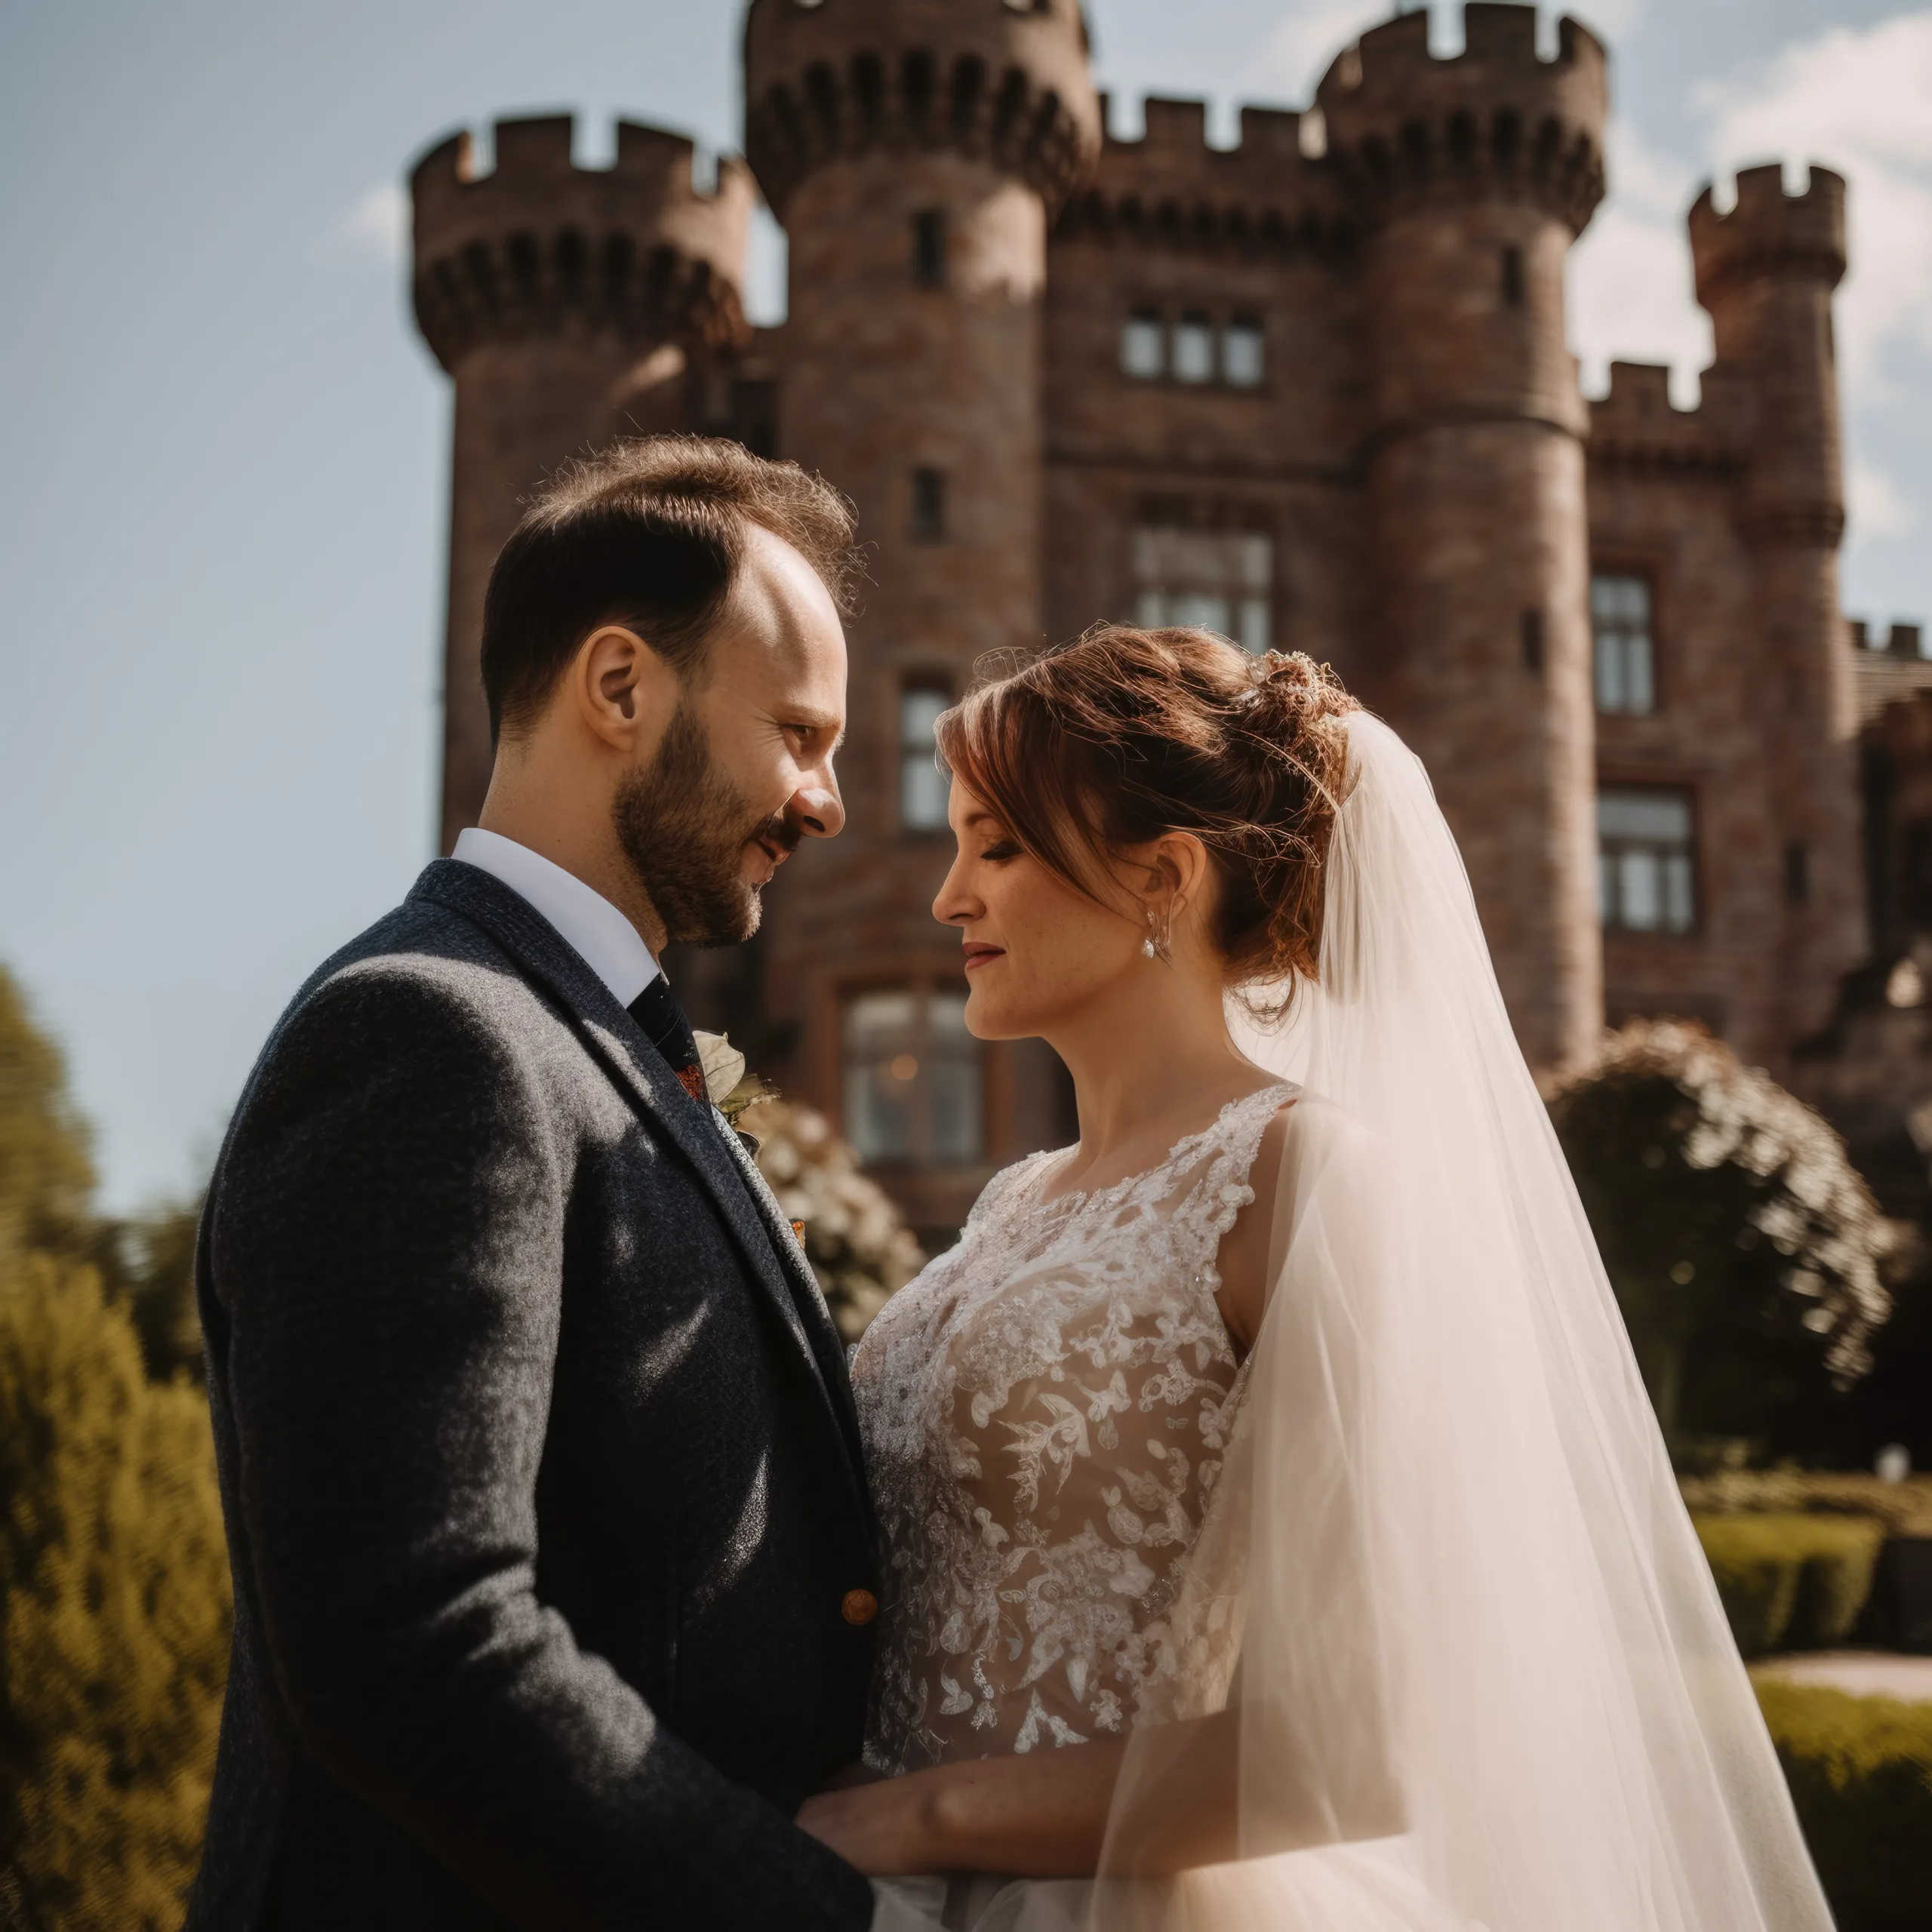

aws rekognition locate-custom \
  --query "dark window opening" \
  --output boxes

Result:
[912,466,947,542]
[1785,839,1810,907]
[912,208,946,287]
[1521,608,1544,673]
[1500,244,1524,307]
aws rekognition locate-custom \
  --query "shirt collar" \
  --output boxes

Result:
[450,827,661,1009]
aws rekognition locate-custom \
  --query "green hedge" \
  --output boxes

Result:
[1695,1513,1886,1658]
[1756,1681,1932,1930]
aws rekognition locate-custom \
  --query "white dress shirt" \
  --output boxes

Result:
[451,827,661,1008]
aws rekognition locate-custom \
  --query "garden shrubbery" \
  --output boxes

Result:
[1755,1681,1932,1931]
[1695,1512,1887,1657]
[0,967,228,1928]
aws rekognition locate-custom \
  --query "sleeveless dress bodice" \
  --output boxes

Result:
[851,1084,1295,1775]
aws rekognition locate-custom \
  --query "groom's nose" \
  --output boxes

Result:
[788,774,844,840]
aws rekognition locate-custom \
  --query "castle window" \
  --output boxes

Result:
[911,466,947,541]
[1222,318,1265,387]
[842,987,982,1168]
[912,209,946,288]
[1132,525,1272,654]
[1592,572,1655,715]
[1121,309,1164,380]
[1500,244,1525,307]
[900,681,952,832]
[1172,314,1215,384]
[1598,787,1695,934]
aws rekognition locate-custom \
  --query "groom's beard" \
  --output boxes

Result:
[614,700,797,948]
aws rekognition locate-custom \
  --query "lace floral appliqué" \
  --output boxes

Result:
[851,1084,1294,1774]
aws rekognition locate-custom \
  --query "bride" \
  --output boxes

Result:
[797,626,1832,1932]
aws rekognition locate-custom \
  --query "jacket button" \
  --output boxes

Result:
[841,1588,878,1627]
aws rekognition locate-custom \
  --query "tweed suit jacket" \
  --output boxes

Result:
[186,860,879,1932]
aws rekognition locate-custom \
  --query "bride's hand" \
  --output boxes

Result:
[796,1777,934,1875]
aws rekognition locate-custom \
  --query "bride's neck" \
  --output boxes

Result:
[1044,955,1267,1183]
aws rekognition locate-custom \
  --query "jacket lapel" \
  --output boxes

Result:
[410,863,872,1512]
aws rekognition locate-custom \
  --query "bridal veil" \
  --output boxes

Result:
[999,712,1832,1932]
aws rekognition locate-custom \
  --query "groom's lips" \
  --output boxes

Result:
[962,943,1004,972]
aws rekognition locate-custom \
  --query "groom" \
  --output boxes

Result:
[188,438,878,1930]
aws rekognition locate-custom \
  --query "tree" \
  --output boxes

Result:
[0,1251,230,1929]
[0,964,228,1927]
[0,970,94,1263]
[749,1099,925,1341]
[1551,1019,1893,1459]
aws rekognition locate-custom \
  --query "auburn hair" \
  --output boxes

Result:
[934,626,1358,989]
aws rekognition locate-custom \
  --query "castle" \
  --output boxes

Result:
[409,0,1901,1239]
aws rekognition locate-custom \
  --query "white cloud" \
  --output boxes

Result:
[1567,120,1712,407]
[1849,457,1918,540]
[318,180,409,271]
[1251,1,1390,100]
[1697,11,1932,396]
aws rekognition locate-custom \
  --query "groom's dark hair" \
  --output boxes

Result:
[480,435,860,741]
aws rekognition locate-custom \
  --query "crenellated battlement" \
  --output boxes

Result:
[1586,359,1752,479]
[741,0,1101,217]
[1055,95,1350,259]
[1315,3,1606,235]
[410,114,753,374]
[1690,163,1847,303]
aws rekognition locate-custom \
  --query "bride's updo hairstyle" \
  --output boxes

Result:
[934,626,1358,989]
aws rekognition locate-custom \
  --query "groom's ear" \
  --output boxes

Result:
[571,625,677,752]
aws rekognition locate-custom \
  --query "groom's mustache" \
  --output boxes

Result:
[748,812,801,866]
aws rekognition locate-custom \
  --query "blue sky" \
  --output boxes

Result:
[2,0,1927,1211]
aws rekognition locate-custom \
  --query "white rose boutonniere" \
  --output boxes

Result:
[693,1030,774,1128]
[693,1030,746,1108]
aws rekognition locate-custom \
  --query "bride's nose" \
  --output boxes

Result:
[933,857,981,928]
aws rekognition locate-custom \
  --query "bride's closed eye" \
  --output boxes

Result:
[980,839,1022,863]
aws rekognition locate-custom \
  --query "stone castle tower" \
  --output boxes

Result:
[410,2,1863,1237]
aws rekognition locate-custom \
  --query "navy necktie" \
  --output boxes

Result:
[628,976,705,1104]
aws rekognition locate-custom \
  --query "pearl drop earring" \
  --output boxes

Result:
[1141,935,1157,959]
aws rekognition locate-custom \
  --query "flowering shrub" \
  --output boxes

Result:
[1551,1019,1893,1456]
[749,1099,925,1342]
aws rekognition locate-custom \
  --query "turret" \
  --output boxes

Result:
[741,0,1101,1226]
[1317,2,1607,1077]
[411,116,752,851]
[1690,165,1861,1039]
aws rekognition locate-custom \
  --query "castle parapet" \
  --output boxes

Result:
[1056,96,1350,260]
[742,0,1100,218]
[1315,2,1606,233]
[410,115,752,375]
[1586,358,1751,477]
[1690,164,1847,303]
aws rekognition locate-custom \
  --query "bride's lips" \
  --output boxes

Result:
[962,942,1004,972]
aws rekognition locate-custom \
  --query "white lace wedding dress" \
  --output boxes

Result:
[845,714,1832,1932]
[851,1084,1294,1925]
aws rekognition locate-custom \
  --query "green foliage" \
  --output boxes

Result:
[1695,1513,1886,1657]
[115,1201,205,1386]
[1552,1020,1892,1455]
[749,1098,924,1342]
[1682,1468,1932,1538]
[1755,1681,1932,1930]
[0,964,226,1926]
[0,1249,231,1928]
[0,969,96,1263]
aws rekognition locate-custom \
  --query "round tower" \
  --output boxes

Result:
[743,0,1100,1220]
[1318,2,1607,1078]
[1690,164,1862,1041]
[411,117,752,851]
